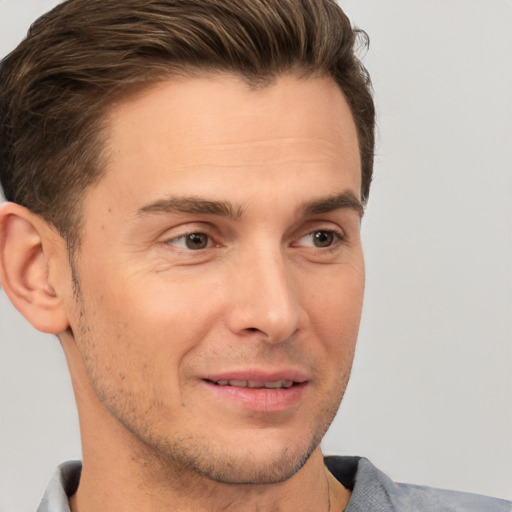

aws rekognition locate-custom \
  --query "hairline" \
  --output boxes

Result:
[68,65,359,252]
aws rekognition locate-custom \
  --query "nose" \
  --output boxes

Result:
[224,246,306,343]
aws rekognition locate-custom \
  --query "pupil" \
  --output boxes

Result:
[314,231,333,247]
[186,233,208,249]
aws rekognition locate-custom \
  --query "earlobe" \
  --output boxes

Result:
[0,202,70,334]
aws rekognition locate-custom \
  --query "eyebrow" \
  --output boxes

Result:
[138,196,244,219]
[301,191,364,218]
[137,190,364,220]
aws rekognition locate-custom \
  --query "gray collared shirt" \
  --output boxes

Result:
[36,457,512,512]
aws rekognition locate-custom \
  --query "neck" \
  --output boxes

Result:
[71,438,350,512]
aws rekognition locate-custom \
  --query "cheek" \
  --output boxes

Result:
[138,278,222,342]
[304,263,364,340]
[85,275,225,383]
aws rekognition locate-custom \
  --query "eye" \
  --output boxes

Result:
[167,232,210,250]
[295,229,341,248]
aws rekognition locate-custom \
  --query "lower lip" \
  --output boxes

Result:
[203,381,307,413]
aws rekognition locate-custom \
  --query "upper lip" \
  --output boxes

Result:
[203,369,309,384]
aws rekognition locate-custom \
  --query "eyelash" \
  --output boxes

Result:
[294,228,345,251]
[164,228,345,252]
[165,232,216,250]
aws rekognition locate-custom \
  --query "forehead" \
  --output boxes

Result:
[87,73,361,216]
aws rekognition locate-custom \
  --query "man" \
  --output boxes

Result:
[0,1,510,511]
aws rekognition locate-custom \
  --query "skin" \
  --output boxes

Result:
[0,73,364,511]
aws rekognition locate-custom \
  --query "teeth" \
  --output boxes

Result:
[214,379,294,389]
[265,380,294,389]
[229,380,247,387]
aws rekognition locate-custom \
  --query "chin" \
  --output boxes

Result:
[147,428,323,485]
[186,443,318,485]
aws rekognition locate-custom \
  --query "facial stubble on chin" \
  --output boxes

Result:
[117,379,350,488]
[70,275,354,487]
[84,348,352,488]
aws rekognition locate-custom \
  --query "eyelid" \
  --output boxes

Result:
[158,222,220,248]
[290,218,348,254]
[293,217,346,238]
[293,228,344,247]
[165,232,212,250]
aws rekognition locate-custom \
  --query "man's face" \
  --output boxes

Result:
[66,73,364,484]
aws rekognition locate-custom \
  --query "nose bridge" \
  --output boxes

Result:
[227,242,303,342]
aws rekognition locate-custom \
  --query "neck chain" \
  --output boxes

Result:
[325,469,331,512]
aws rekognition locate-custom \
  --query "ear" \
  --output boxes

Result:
[0,202,70,334]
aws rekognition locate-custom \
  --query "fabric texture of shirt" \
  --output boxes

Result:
[36,456,512,512]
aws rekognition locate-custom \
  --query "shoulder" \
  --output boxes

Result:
[325,456,512,512]
[388,481,512,512]
[36,461,81,512]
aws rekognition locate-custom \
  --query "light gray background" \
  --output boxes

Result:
[1,1,511,510]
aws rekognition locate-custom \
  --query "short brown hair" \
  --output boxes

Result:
[0,0,375,249]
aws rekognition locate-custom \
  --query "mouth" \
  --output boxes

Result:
[206,379,295,389]
[201,372,308,412]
